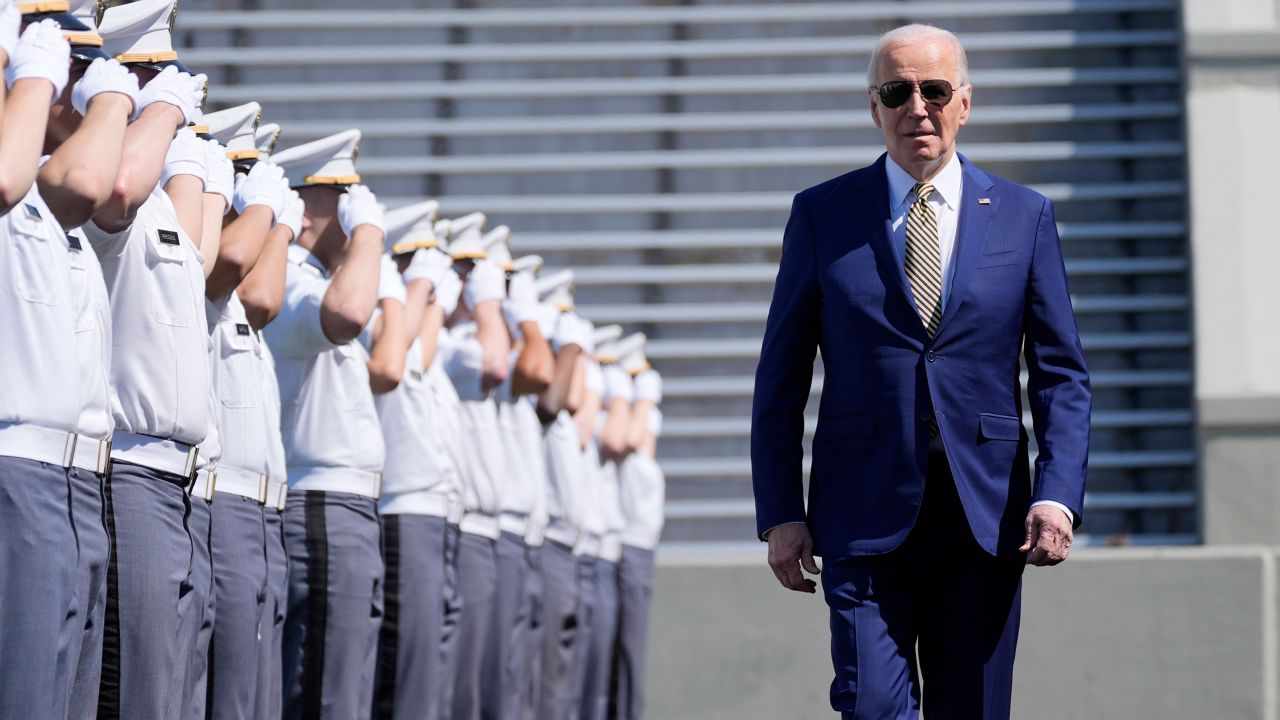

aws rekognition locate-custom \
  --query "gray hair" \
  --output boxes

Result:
[866,24,970,90]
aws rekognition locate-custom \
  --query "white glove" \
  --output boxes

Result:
[277,188,303,241]
[0,2,20,64]
[5,19,70,102]
[378,254,406,304]
[584,361,604,395]
[504,269,538,325]
[160,129,207,187]
[532,302,561,340]
[633,369,662,404]
[433,267,462,317]
[602,365,635,404]
[402,247,452,289]
[463,260,505,310]
[232,160,285,220]
[71,57,138,118]
[338,184,384,237]
[203,140,234,209]
[552,312,593,354]
[136,65,206,125]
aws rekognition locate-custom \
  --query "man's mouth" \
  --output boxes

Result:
[904,130,934,137]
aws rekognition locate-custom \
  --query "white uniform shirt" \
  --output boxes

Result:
[425,344,466,522]
[263,245,384,487]
[517,396,549,546]
[619,407,666,551]
[598,457,626,562]
[0,188,81,431]
[440,324,504,537]
[573,441,607,558]
[84,184,210,445]
[211,293,273,476]
[494,359,536,521]
[260,341,288,491]
[542,410,586,547]
[374,338,455,513]
[67,227,114,441]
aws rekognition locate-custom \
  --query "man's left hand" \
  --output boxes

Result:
[1019,505,1073,566]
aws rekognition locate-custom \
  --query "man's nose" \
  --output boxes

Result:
[903,87,929,117]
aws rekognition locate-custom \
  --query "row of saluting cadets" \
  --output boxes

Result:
[0,1,667,719]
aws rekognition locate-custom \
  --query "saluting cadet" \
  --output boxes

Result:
[236,115,301,720]
[30,3,139,715]
[485,234,557,720]
[368,200,462,720]
[0,9,80,718]
[612,352,665,720]
[440,212,511,720]
[86,2,209,716]
[203,100,293,720]
[580,333,643,720]
[264,129,388,720]
[534,271,596,719]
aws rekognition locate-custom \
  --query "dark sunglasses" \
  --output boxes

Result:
[875,79,958,109]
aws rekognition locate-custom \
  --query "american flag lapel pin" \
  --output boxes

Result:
[978,198,991,205]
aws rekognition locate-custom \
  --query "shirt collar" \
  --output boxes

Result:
[287,244,329,277]
[885,152,963,213]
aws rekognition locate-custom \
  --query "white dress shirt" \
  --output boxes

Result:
[211,293,273,478]
[374,338,456,517]
[85,185,210,446]
[262,245,384,495]
[67,227,114,442]
[0,187,81,432]
[439,324,503,538]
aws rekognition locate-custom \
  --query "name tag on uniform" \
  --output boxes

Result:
[158,229,180,245]
[236,323,251,336]
[23,203,41,221]
[66,233,82,251]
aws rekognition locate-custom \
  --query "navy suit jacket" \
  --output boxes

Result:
[751,154,1091,558]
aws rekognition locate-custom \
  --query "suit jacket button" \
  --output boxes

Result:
[926,351,937,362]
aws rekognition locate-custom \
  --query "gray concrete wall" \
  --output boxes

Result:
[646,546,1278,719]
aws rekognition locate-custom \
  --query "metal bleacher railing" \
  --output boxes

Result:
[182,0,1194,553]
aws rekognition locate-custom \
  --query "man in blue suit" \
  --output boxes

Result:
[751,24,1091,719]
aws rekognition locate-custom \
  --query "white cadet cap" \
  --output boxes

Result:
[592,324,623,350]
[536,269,574,312]
[272,129,362,187]
[99,0,185,67]
[598,332,646,365]
[447,212,487,261]
[621,345,651,376]
[205,102,261,161]
[384,200,440,256]
[70,0,96,29]
[255,123,281,158]
[511,255,543,275]
[19,1,109,62]
[482,226,512,270]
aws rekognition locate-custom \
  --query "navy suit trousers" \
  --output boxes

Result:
[820,436,1024,720]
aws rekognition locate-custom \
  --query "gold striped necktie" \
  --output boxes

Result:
[904,182,942,337]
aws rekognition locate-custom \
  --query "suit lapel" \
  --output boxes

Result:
[934,157,997,338]
[854,156,920,323]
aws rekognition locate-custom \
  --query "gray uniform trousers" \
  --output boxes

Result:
[483,530,531,720]
[255,506,289,720]
[437,522,464,717]
[609,546,656,720]
[208,493,269,720]
[66,466,110,720]
[97,460,196,720]
[372,513,456,720]
[0,457,79,720]
[281,490,384,720]
[536,540,581,720]
[184,496,216,718]
[580,559,618,720]
[452,530,498,720]
[521,543,545,720]
[567,556,599,720]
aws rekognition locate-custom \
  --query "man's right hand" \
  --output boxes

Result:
[767,522,820,594]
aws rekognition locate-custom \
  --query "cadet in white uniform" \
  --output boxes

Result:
[240,116,303,720]
[85,4,210,716]
[367,201,462,720]
[439,213,512,720]
[0,14,80,718]
[202,101,291,720]
[29,5,139,715]
[263,129,388,720]
[534,274,596,719]
[484,238,557,720]
[612,358,665,720]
